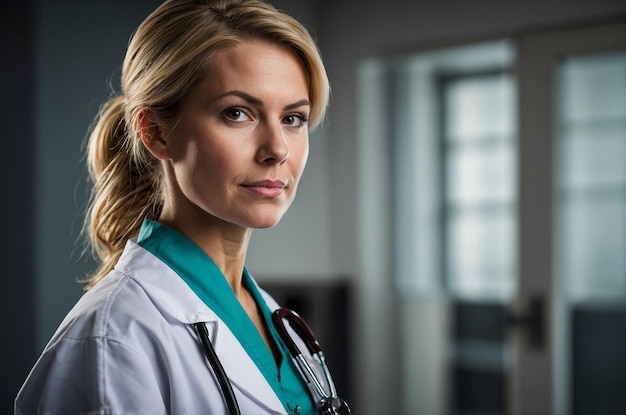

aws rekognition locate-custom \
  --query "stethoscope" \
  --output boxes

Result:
[193,308,351,415]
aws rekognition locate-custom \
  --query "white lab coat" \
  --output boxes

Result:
[15,239,317,415]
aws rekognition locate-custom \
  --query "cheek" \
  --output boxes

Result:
[190,140,248,190]
[170,139,220,196]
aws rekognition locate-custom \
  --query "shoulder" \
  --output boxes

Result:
[52,240,209,348]
[50,266,156,348]
[15,241,203,413]
[15,270,166,413]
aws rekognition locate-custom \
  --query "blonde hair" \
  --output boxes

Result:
[84,0,330,289]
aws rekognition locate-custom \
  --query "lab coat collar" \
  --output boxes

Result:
[114,239,218,325]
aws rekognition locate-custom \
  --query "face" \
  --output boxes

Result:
[159,40,310,230]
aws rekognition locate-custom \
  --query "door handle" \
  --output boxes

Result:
[506,294,545,351]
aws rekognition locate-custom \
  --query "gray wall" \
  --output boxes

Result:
[1,0,163,410]
[3,0,626,413]
[34,0,163,349]
[1,1,36,410]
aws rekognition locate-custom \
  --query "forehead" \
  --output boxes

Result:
[197,40,309,97]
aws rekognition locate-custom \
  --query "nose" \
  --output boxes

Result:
[256,122,289,164]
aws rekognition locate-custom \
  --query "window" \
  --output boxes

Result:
[386,41,516,299]
[557,51,626,303]
[442,72,517,300]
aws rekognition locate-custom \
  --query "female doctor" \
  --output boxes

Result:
[15,0,337,414]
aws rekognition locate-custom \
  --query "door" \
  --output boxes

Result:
[515,21,626,415]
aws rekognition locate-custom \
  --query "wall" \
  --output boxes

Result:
[0,1,36,411]
[1,0,162,410]
[34,0,166,350]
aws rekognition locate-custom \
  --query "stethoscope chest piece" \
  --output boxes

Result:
[320,397,351,415]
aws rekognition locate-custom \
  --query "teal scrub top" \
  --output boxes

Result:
[137,219,315,415]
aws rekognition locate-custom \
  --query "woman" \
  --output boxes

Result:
[15,1,346,414]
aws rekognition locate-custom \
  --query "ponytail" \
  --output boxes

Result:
[83,96,162,290]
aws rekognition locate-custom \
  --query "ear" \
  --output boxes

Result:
[135,108,171,160]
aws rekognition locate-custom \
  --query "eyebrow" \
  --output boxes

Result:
[219,90,311,111]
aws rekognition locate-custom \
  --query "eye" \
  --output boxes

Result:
[223,107,251,123]
[283,113,309,128]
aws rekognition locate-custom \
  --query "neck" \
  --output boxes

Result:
[158,210,252,296]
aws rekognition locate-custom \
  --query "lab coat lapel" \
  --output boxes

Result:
[210,321,286,414]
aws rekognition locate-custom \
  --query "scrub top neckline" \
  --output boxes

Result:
[137,219,315,415]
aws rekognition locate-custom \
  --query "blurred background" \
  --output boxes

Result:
[2,0,626,414]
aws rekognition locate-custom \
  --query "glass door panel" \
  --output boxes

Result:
[556,50,626,414]
[559,195,626,300]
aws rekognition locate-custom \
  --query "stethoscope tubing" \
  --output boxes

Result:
[194,322,241,415]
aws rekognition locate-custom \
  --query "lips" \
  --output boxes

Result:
[242,180,286,197]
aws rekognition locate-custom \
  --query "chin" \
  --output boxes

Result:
[250,219,283,229]
[233,204,291,229]
[247,212,286,229]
